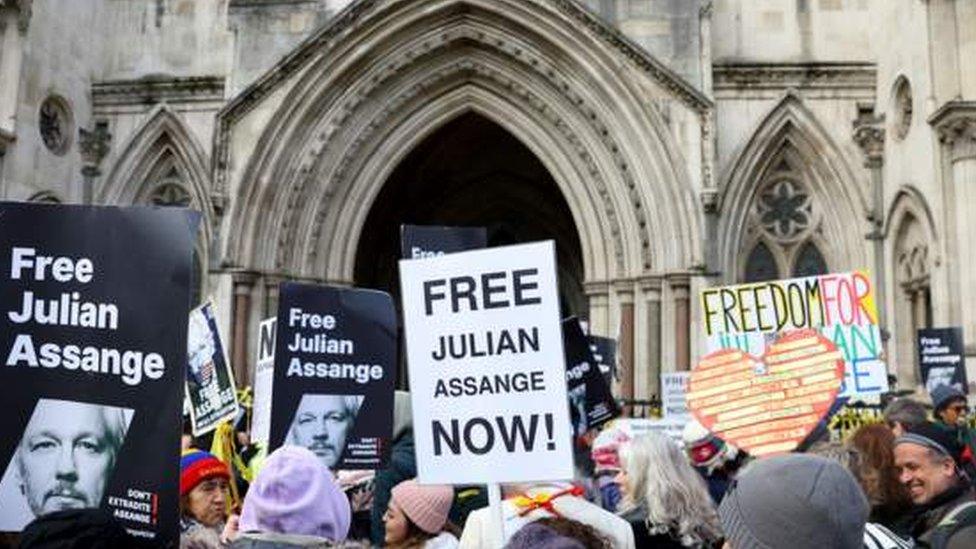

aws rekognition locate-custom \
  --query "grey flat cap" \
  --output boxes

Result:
[718,454,868,549]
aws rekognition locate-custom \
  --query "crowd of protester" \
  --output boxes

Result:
[8,385,976,549]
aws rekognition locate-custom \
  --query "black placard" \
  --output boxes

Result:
[400,224,487,259]
[0,202,196,543]
[918,327,968,394]
[563,318,619,437]
[271,283,396,470]
[588,335,618,386]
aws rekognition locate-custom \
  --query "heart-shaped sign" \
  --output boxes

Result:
[685,328,844,457]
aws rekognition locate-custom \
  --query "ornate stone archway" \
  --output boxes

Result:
[215,0,709,394]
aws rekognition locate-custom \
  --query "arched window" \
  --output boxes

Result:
[792,241,828,278]
[739,150,827,283]
[744,242,779,283]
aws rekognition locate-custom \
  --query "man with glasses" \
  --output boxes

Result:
[930,385,976,471]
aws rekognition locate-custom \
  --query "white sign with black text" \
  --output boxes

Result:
[250,318,276,444]
[399,241,574,484]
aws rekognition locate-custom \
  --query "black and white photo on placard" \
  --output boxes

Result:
[285,393,365,470]
[0,399,134,530]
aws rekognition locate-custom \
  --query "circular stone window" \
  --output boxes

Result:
[893,78,912,141]
[39,96,73,155]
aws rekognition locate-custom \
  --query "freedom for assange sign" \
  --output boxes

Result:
[701,272,888,397]
[0,203,196,543]
[399,241,574,484]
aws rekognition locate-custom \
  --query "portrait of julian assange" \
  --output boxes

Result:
[0,398,133,530]
[285,394,364,470]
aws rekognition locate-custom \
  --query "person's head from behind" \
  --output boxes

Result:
[15,399,128,516]
[383,479,455,547]
[240,445,351,541]
[18,508,140,549]
[285,394,362,469]
[893,422,964,506]
[930,385,968,426]
[614,432,722,546]
[718,454,868,549]
[849,424,910,509]
[883,397,928,436]
[180,449,231,528]
[504,517,612,549]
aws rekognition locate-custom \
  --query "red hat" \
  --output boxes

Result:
[180,449,230,496]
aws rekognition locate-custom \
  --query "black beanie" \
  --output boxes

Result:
[897,421,965,466]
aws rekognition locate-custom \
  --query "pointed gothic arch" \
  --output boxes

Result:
[717,91,868,282]
[100,105,214,244]
[885,186,939,384]
[100,105,214,304]
[218,0,708,284]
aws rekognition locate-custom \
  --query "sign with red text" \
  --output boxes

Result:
[700,272,888,397]
[399,241,573,484]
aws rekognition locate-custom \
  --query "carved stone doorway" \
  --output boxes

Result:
[353,112,586,319]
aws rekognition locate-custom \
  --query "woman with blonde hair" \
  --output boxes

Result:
[615,433,723,548]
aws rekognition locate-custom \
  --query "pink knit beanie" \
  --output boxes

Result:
[390,479,454,534]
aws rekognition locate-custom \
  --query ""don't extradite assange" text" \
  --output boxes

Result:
[4,247,166,385]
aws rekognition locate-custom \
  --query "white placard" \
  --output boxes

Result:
[615,418,686,447]
[661,372,691,419]
[399,241,574,484]
[250,317,276,444]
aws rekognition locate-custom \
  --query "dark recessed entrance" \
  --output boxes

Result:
[354,112,586,319]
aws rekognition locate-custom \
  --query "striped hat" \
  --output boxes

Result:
[180,449,230,496]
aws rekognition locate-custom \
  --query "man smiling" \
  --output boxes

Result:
[894,422,976,547]
[14,399,129,519]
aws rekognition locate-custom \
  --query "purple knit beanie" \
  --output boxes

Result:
[239,445,351,541]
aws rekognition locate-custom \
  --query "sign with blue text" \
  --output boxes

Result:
[399,241,573,484]
[701,272,888,397]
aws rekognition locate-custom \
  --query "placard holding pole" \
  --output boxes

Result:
[399,240,574,484]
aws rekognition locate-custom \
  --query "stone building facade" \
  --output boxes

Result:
[1,0,973,399]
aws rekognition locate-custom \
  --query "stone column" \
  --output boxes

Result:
[639,276,662,399]
[78,122,111,204]
[0,2,31,134]
[932,102,976,353]
[853,110,886,327]
[264,274,282,318]
[614,281,635,416]
[670,275,691,372]
[232,272,257,387]
[584,280,611,338]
